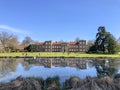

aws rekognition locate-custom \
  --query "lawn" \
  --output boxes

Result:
[0,52,120,58]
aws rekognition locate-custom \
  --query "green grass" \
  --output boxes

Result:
[0,52,120,58]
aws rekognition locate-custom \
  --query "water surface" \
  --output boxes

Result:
[0,58,120,83]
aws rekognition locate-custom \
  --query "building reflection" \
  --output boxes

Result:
[24,58,87,69]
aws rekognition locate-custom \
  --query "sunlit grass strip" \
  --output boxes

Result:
[0,52,120,58]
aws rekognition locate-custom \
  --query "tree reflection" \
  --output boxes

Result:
[22,60,33,71]
[93,59,118,78]
[0,58,17,77]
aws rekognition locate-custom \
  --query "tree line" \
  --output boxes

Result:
[0,26,120,54]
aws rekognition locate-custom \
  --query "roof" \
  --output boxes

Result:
[17,45,25,50]
[34,42,44,45]
[68,42,77,45]
[52,42,62,45]
[32,40,86,46]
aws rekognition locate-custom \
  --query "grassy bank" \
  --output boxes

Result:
[0,52,120,58]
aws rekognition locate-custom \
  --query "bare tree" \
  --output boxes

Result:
[0,32,19,52]
[118,37,120,44]
[86,40,94,51]
[75,37,80,52]
[22,36,34,46]
[75,37,80,42]
[8,36,19,52]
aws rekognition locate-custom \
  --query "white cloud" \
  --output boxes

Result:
[0,25,29,35]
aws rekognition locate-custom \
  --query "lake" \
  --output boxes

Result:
[0,58,120,83]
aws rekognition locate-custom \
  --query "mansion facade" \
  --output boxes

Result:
[27,40,86,52]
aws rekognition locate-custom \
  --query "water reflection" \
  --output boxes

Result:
[92,59,118,78]
[0,58,16,77]
[25,58,87,69]
[0,58,120,83]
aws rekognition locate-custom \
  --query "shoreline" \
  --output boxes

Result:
[0,52,120,58]
[0,75,120,90]
[0,56,120,59]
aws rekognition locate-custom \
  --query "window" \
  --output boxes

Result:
[83,49,86,51]
[83,46,85,48]
[80,49,82,51]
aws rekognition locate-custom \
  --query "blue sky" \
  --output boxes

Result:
[0,0,120,42]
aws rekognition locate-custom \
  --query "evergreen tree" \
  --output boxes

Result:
[89,26,119,54]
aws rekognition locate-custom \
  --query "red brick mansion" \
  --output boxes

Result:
[26,40,86,52]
